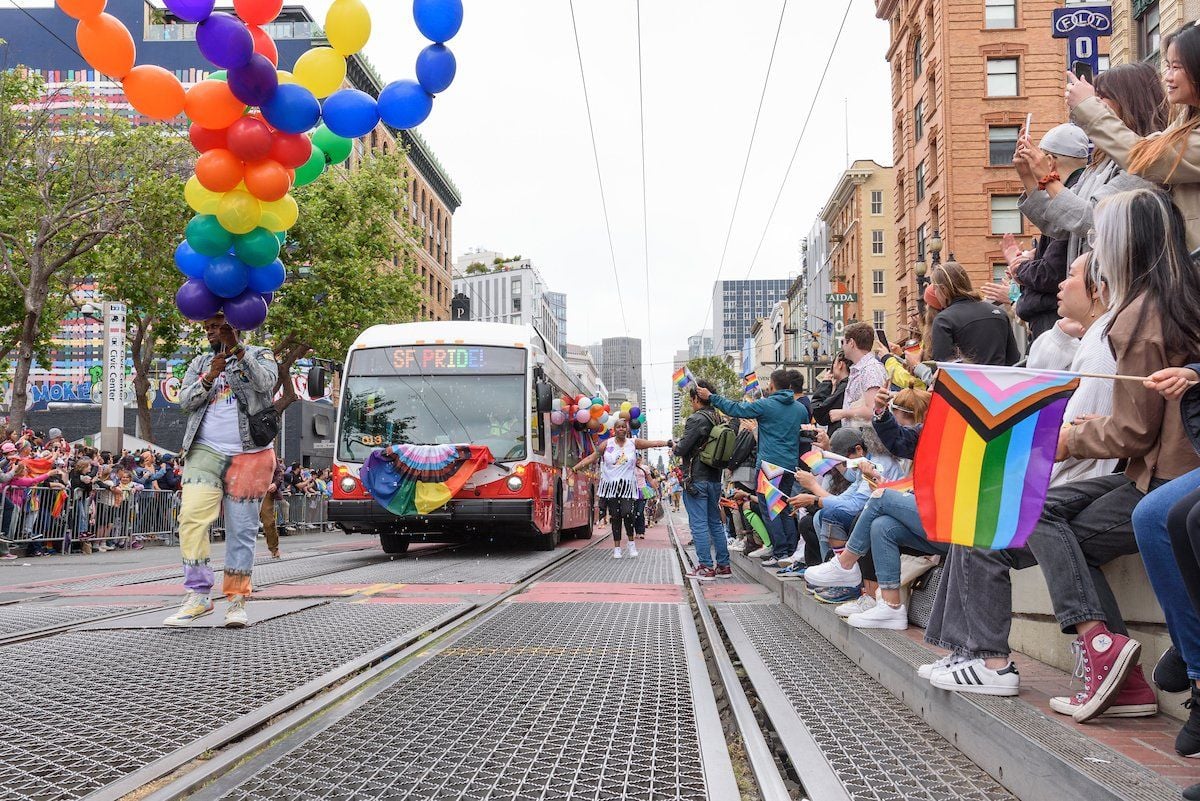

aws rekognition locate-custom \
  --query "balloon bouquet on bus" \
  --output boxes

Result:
[326,321,612,553]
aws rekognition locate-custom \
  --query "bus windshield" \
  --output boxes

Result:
[337,345,527,464]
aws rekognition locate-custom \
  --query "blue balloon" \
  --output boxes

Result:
[203,254,249,299]
[247,259,286,294]
[413,0,464,42]
[322,89,380,139]
[415,44,456,94]
[378,80,433,130]
[261,83,322,135]
[228,53,279,107]
[196,13,254,70]
[173,241,210,280]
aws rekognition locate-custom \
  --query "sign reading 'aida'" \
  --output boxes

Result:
[350,345,526,376]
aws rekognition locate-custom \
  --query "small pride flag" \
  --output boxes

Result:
[673,366,695,392]
[743,372,760,395]
[914,363,1078,549]
[757,467,789,520]
[800,448,841,476]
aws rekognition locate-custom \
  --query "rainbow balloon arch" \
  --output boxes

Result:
[55,0,463,331]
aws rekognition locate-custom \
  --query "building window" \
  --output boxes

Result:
[985,0,1016,28]
[512,296,521,312]
[873,309,886,331]
[913,35,923,80]
[989,126,1020,166]
[915,161,926,202]
[1098,54,1110,74]
[916,223,927,261]
[1138,3,1161,62]
[871,230,885,256]
[870,190,883,215]
[987,58,1019,96]
[990,194,1023,234]
[914,99,924,142]
[993,263,1008,281]
[872,269,885,294]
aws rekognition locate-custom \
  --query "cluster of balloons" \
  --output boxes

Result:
[549,396,646,434]
[56,0,463,331]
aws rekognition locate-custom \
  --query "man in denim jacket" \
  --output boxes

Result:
[164,312,278,629]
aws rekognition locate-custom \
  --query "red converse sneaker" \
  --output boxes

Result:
[1050,664,1158,718]
[714,565,733,579]
[685,565,717,582]
[1071,626,1142,723]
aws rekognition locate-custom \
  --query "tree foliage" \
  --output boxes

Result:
[674,356,741,435]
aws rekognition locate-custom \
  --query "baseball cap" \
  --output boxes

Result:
[1,442,14,454]
[47,428,62,440]
[1038,124,1090,159]
[828,427,865,458]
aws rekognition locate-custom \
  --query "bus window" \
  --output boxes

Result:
[530,380,545,455]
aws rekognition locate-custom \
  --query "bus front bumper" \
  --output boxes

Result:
[329,499,535,531]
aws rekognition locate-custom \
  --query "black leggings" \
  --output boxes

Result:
[604,497,636,543]
[1167,487,1200,620]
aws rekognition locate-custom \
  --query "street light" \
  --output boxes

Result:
[915,228,943,316]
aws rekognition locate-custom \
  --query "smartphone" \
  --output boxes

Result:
[876,327,891,352]
[1073,60,1093,83]
[1023,112,1032,137]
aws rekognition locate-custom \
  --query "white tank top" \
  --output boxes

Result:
[598,438,637,499]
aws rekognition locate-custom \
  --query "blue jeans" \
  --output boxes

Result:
[845,490,948,589]
[1132,466,1200,681]
[683,480,729,568]
[760,473,798,559]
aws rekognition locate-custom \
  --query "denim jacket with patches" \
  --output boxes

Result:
[179,346,279,457]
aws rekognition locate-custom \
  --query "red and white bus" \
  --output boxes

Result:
[328,321,598,553]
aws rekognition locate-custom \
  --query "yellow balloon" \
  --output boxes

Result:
[184,175,221,214]
[293,47,347,99]
[276,70,295,85]
[216,189,261,235]
[259,194,299,232]
[325,0,371,56]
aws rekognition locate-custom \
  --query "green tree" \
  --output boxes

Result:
[93,125,194,442]
[674,356,741,438]
[266,151,421,412]
[0,71,135,430]
[464,261,487,274]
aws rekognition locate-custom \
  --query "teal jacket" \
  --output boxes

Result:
[709,389,808,470]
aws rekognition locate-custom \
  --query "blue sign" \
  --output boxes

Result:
[1051,5,1112,78]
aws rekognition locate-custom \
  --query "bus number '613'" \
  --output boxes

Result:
[360,435,385,446]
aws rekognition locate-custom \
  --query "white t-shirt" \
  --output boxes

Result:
[196,374,248,456]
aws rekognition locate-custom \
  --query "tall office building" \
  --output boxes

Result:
[687,330,715,360]
[544,292,567,356]
[590,337,643,405]
[711,280,791,356]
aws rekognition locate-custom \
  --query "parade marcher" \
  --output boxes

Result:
[673,381,732,579]
[164,312,279,628]
[571,419,670,560]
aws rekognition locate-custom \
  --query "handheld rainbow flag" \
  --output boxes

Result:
[800,449,841,476]
[673,366,696,392]
[743,372,760,395]
[757,467,789,520]
[914,363,1078,549]
[871,475,914,493]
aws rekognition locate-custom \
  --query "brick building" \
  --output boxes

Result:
[1109,1,1198,66]
[875,0,1070,323]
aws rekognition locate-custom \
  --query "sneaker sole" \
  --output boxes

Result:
[813,594,858,605]
[162,607,214,627]
[847,616,908,631]
[1050,697,1158,717]
[225,617,247,629]
[1072,640,1142,723]
[930,677,1019,696]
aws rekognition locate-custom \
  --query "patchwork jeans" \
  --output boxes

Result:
[179,445,276,598]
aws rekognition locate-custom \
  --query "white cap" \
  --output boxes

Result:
[1039,124,1090,159]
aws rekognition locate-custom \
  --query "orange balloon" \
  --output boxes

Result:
[122,65,185,121]
[195,149,245,193]
[243,160,291,202]
[184,80,247,130]
[76,13,135,79]
[57,0,106,20]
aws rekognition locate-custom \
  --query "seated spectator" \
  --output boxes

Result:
[927,260,1020,365]
[810,354,852,436]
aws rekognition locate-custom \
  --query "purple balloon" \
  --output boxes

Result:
[197,13,254,70]
[262,292,274,305]
[175,279,223,322]
[223,289,269,331]
[164,0,215,23]
[228,53,279,107]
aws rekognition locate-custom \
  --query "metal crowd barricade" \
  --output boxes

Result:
[0,486,181,555]
[208,492,333,541]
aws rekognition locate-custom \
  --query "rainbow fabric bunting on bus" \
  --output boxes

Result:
[914,363,1078,549]
[757,466,789,520]
[361,444,494,517]
[673,366,696,392]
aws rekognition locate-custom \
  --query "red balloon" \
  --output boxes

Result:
[226,116,273,162]
[268,132,313,169]
[233,0,283,25]
[195,149,245,193]
[244,159,291,202]
[189,123,228,153]
[248,25,278,66]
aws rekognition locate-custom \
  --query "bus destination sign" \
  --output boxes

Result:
[350,344,527,376]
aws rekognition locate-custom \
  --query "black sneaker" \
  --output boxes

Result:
[1184,782,1200,801]
[1155,646,1191,694]
[1177,686,1200,758]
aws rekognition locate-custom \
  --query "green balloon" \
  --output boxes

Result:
[208,70,227,82]
[233,227,281,267]
[312,125,352,165]
[294,145,326,187]
[186,215,233,257]
[275,231,287,246]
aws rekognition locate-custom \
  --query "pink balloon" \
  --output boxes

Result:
[574,409,590,424]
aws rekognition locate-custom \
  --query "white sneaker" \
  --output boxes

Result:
[803,555,862,588]
[224,596,248,629]
[918,653,967,680]
[760,557,779,568]
[835,594,876,618]
[930,658,1020,696]
[848,601,909,630]
[626,542,638,558]
[777,555,798,568]
[613,547,623,559]
[728,540,745,552]
[163,592,214,627]
[748,546,771,558]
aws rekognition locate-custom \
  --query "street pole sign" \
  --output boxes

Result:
[102,301,126,455]
[825,293,858,304]
[1052,4,1111,77]
[827,292,856,342]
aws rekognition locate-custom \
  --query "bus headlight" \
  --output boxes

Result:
[506,475,524,492]
[339,477,358,494]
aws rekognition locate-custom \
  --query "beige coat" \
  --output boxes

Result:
[1073,96,1200,250]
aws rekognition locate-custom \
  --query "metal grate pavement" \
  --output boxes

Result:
[0,602,465,801]
[0,604,141,637]
[205,602,709,801]
[721,603,1015,801]
[542,546,681,584]
[292,548,564,586]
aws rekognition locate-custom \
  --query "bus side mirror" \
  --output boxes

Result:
[535,380,553,414]
[307,365,326,399]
